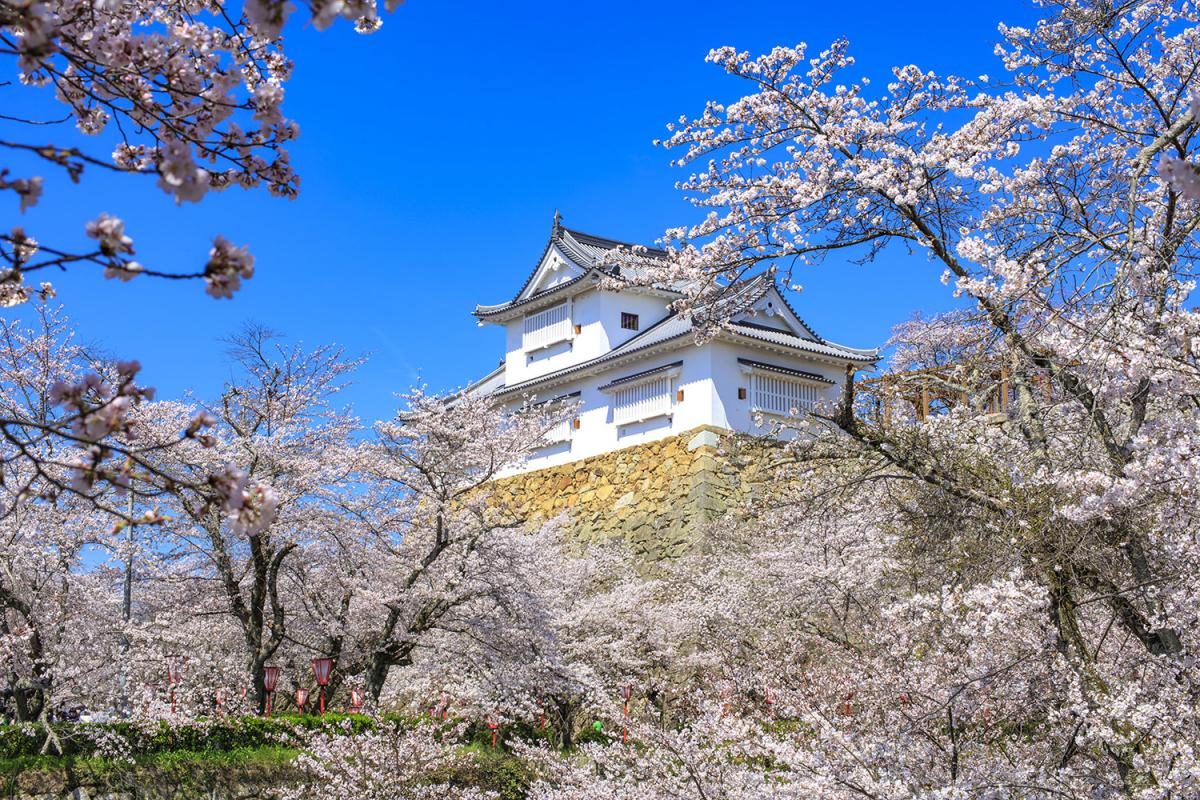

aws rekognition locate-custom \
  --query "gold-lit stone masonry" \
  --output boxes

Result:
[486,426,776,559]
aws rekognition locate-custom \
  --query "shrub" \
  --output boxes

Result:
[0,713,401,759]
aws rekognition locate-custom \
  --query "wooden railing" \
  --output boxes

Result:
[857,364,1053,422]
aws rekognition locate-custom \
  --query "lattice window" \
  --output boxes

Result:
[621,312,639,331]
[523,301,572,351]
[612,375,673,426]
[750,372,820,416]
[544,417,572,444]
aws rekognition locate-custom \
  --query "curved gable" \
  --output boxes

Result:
[731,284,822,342]
[519,244,588,301]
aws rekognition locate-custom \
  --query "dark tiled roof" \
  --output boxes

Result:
[737,358,834,384]
[597,361,683,392]
[523,389,582,410]
[477,271,596,317]
[477,216,673,318]
[726,322,875,361]
[694,272,824,344]
[557,227,669,268]
[479,280,876,400]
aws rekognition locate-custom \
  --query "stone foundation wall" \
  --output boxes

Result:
[488,426,777,558]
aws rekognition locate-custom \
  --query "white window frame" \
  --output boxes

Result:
[603,365,680,427]
[740,362,824,417]
[523,300,573,353]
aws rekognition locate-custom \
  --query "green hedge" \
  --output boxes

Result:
[0,711,587,762]
[0,713,393,759]
[463,718,555,751]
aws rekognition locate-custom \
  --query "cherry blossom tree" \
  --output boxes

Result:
[649,0,1198,672]
[3,4,1199,799]
[387,529,669,748]
[522,2,1200,794]
[302,390,573,704]
[0,500,116,722]
[1,0,403,302]
[0,0,405,557]
[522,705,784,800]
[0,305,181,728]
[139,325,360,713]
[285,721,496,800]
[0,300,196,527]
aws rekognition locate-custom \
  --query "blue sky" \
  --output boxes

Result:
[6,0,1038,424]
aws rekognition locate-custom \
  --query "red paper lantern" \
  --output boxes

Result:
[295,687,310,713]
[350,688,364,713]
[311,657,334,714]
[263,666,281,693]
[487,714,500,748]
[262,666,282,718]
[311,658,333,685]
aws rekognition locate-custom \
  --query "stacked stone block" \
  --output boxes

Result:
[487,426,777,557]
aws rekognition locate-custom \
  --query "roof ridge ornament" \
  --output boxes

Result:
[552,209,563,233]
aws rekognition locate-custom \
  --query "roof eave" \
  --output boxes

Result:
[618,283,686,301]
[493,319,877,400]
[474,270,684,323]
[502,221,671,308]
[445,362,506,407]
[717,328,880,365]
[474,271,603,322]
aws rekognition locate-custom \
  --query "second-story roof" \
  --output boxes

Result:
[468,274,877,401]
[473,213,678,321]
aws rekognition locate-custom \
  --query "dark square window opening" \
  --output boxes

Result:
[621,312,639,331]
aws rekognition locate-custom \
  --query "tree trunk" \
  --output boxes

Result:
[251,656,268,715]
[554,698,578,750]
[365,655,390,703]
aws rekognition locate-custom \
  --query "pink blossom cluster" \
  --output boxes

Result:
[0,0,404,301]
[204,237,256,299]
